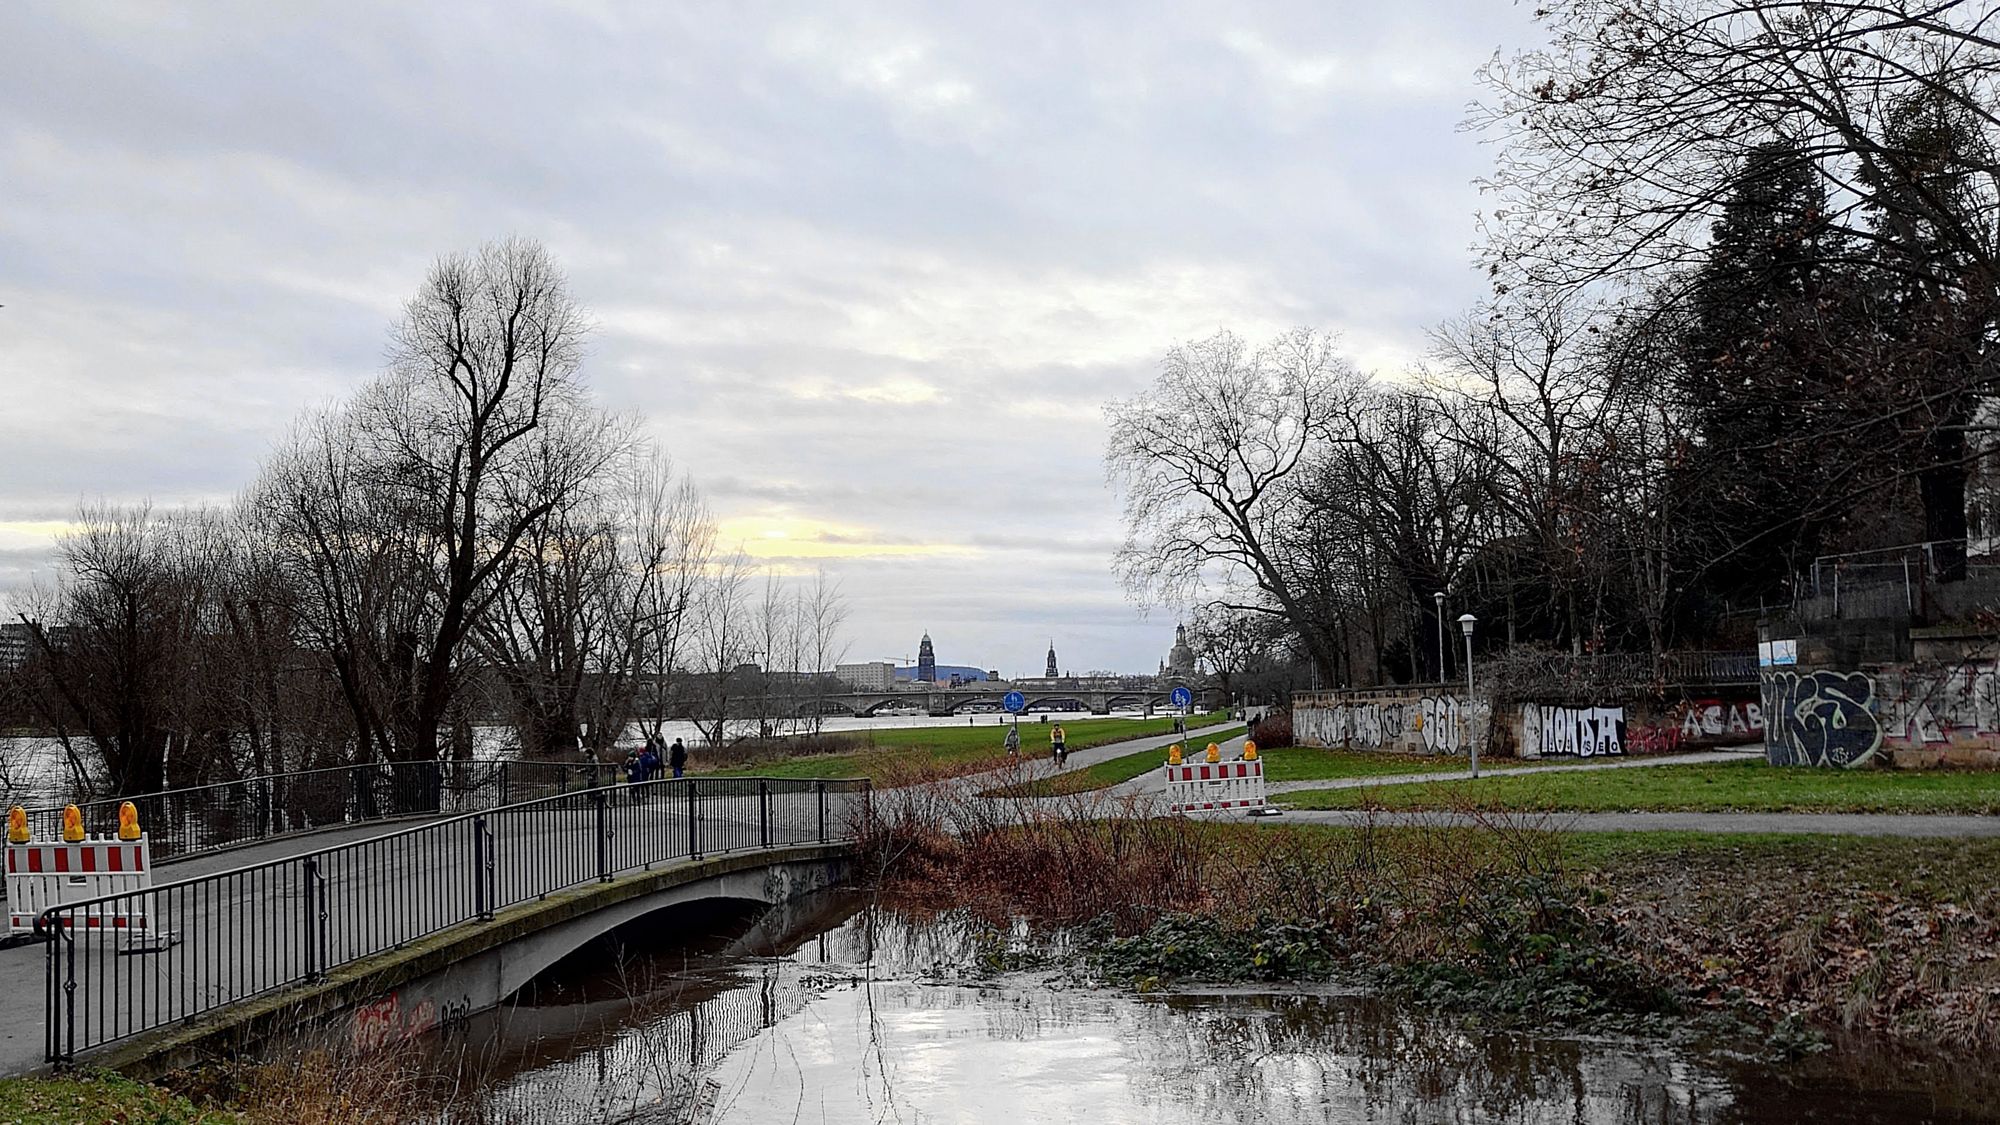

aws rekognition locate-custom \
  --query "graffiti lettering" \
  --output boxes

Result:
[1761,671,1883,768]
[1676,700,1764,740]
[1521,704,1625,757]
[1419,696,1464,753]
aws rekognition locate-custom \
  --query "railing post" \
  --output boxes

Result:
[593,788,611,882]
[688,779,701,860]
[473,814,491,921]
[498,762,510,808]
[301,856,322,981]
[759,781,770,848]
[817,781,827,843]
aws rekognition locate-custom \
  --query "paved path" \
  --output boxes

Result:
[1261,809,2000,837]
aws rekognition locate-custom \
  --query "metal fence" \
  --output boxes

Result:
[22,759,627,865]
[37,775,870,1065]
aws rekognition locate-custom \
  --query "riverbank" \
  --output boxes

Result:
[702,710,1228,782]
[862,786,2000,1054]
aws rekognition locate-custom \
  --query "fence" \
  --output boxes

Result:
[37,774,871,1065]
[22,759,624,865]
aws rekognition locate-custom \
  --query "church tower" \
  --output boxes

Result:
[1168,624,1196,676]
[1045,640,1058,678]
[917,633,936,683]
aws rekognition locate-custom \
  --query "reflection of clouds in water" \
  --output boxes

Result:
[453,906,1986,1125]
[704,982,1740,1125]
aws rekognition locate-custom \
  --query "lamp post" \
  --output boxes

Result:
[1432,591,1446,683]
[1457,613,1479,778]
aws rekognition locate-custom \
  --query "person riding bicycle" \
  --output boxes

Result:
[1049,723,1068,768]
[1003,724,1021,758]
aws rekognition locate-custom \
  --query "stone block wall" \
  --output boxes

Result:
[1295,687,1764,760]
[1761,660,2000,768]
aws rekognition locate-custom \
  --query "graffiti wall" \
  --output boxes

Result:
[1294,689,1490,756]
[1762,662,2000,768]
[1519,704,1625,758]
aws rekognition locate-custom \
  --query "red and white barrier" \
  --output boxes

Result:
[1164,759,1268,813]
[6,838,152,935]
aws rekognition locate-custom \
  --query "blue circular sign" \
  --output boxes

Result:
[1171,686,1193,709]
[1002,691,1027,713]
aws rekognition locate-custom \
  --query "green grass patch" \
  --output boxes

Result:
[709,712,1231,780]
[1257,746,1533,783]
[1277,758,2000,815]
[0,1072,233,1123]
[982,726,1248,797]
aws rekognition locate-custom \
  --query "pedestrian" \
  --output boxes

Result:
[1050,722,1068,768]
[624,747,648,804]
[669,737,688,779]
[1003,723,1020,759]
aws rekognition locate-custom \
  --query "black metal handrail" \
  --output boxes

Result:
[37,774,871,1065]
[21,758,626,865]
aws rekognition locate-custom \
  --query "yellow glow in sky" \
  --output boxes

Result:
[715,515,970,560]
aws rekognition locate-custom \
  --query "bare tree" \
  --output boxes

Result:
[1105,328,1365,679]
[251,238,592,776]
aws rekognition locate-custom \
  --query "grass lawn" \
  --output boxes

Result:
[0,1073,230,1124]
[981,725,1248,797]
[707,712,1232,781]
[1257,746,1534,784]
[1277,758,2000,814]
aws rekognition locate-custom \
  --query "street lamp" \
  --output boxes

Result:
[1432,591,1446,684]
[1457,613,1479,778]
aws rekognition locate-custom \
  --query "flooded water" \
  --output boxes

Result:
[424,895,1995,1125]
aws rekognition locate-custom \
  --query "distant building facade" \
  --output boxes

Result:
[917,633,936,683]
[0,622,31,671]
[834,661,897,691]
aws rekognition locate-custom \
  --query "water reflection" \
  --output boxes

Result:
[433,898,1997,1125]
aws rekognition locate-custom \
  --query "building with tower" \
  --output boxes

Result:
[1045,640,1058,678]
[1167,624,1197,677]
[917,633,936,683]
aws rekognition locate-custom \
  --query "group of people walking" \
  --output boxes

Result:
[622,732,689,801]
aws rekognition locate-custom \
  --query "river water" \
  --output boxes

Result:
[0,709,1130,806]
[419,894,1994,1125]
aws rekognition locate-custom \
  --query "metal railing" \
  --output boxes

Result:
[37,774,870,1064]
[22,759,627,865]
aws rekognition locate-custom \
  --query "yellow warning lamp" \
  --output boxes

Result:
[62,805,85,843]
[1205,742,1221,763]
[1243,740,1259,761]
[1167,744,1183,766]
[118,801,141,841]
[6,806,26,844]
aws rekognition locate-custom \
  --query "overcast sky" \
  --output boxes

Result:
[1,1,1542,677]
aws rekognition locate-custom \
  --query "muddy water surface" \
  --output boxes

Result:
[432,894,1995,1124]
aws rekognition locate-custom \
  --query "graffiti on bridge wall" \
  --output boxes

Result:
[1521,703,1625,757]
[1763,662,2000,766]
[1762,671,1882,768]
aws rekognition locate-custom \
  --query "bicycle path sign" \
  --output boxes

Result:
[1002,691,1026,714]
[1171,686,1193,709]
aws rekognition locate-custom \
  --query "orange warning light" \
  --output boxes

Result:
[118,801,141,841]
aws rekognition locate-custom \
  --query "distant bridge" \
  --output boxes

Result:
[781,677,1221,718]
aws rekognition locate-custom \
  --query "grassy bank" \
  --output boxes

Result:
[705,711,1229,782]
[0,1073,233,1123]
[980,724,1247,797]
[862,778,2000,1049]
[1279,758,2000,814]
